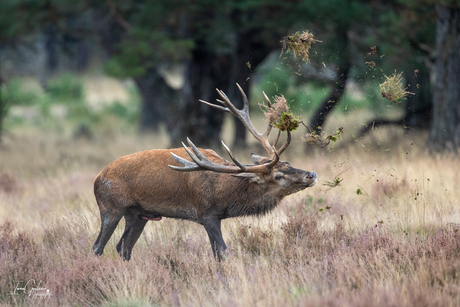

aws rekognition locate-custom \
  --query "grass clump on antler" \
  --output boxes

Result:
[281,30,321,62]
[259,95,299,132]
[380,71,414,103]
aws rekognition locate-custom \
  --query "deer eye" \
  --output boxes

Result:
[275,175,284,180]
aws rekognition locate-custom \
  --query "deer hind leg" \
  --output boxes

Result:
[116,208,148,261]
[202,217,227,261]
[93,206,124,257]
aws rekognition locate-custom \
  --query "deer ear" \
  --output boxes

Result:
[250,154,269,165]
[232,173,264,184]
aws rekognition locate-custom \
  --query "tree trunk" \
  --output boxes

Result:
[404,66,432,129]
[308,30,350,135]
[0,77,4,142]
[309,60,350,134]
[173,48,228,148]
[93,9,166,133]
[428,5,460,152]
[134,69,175,132]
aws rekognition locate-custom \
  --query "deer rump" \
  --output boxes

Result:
[92,85,317,261]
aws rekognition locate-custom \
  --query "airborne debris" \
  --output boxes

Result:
[323,177,343,188]
[281,30,321,62]
[246,61,252,71]
[303,127,343,148]
[366,61,376,67]
[380,71,414,103]
[369,45,377,54]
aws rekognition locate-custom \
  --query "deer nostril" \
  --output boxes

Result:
[308,171,317,179]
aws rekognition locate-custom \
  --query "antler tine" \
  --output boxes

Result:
[272,130,281,148]
[186,138,210,162]
[270,145,280,165]
[181,141,203,165]
[236,83,250,112]
[179,139,244,173]
[261,92,273,140]
[220,140,247,171]
[275,129,291,156]
[199,99,232,114]
[262,91,272,108]
[216,88,241,116]
[168,153,201,171]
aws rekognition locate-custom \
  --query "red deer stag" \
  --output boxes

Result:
[93,84,317,260]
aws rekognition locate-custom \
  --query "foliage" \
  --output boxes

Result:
[104,101,139,125]
[104,31,194,78]
[100,0,280,78]
[0,0,87,42]
[1,79,38,106]
[2,75,139,135]
[0,98,7,135]
[46,74,83,102]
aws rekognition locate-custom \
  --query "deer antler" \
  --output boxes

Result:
[170,84,291,174]
[201,84,291,158]
[169,138,278,174]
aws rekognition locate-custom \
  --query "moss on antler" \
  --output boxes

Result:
[259,95,299,132]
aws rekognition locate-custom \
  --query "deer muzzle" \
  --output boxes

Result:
[305,171,317,187]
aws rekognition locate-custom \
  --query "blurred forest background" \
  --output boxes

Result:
[0,0,459,151]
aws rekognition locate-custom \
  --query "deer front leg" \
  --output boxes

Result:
[202,217,227,261]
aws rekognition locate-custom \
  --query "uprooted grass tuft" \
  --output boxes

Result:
[303,127,343,148]
[281,30,321,62]
[379,71,414,103]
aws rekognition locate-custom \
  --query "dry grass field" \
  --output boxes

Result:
[1,112,460,306]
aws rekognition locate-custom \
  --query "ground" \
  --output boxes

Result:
[1,116,459,306]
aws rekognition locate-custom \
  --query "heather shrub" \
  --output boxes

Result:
[232,223,277,256]
[0,221,42,303]
[2,205,460,306]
